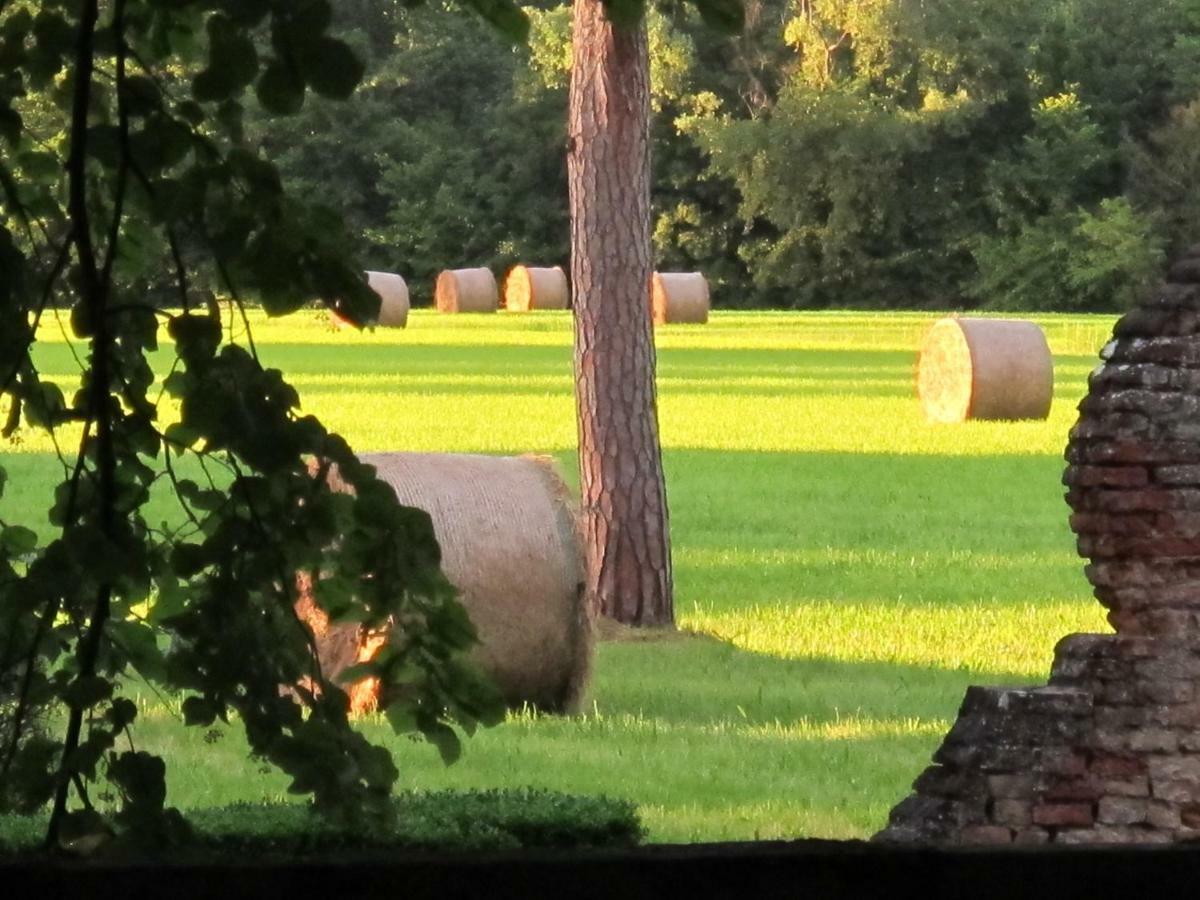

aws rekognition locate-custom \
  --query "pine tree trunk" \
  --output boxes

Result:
[567,0,673,627]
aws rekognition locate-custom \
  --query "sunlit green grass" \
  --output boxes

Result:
[1,308,1115,841]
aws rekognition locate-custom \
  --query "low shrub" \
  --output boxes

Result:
[0,788,643,857]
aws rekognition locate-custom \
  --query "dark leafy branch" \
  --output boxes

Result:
[0,0,509,854]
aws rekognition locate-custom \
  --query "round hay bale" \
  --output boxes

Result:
[298,452,591,716]
[916,317,1053,422]
[329,271,409,329]
[435,268,498,313]
[503,265,570,311]
[651,272,710,325]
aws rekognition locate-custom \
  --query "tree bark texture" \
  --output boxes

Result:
[567,0,674,627]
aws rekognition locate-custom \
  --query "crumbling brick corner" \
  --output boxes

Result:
[878,247,1200,845]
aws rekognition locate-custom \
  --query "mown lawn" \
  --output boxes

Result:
[1,308,1117,841]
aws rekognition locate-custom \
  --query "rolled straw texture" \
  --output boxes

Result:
[651,272,710,325]
[329,271,409,329]
[299,452,591,715]
[503,265,569,311]
[435,267,498,313]
[917,317,1053,422]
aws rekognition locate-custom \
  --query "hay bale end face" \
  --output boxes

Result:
[651,272,710,325]
[298,452,591,716]
[916,317,1053,422]
[435,268,499,313]
[503,265,569,311]
[330,271,409,330]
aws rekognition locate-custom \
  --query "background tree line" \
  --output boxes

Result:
[51,0,1200,313]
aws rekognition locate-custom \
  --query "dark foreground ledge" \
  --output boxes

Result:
[4,839,1200,900]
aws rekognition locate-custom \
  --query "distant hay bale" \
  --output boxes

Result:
[435,268,498,313]
[503,265,569,311]
[297,452,591,716]
[329,271,409,329]
[916,317,1053,423]
[651,272,709,325]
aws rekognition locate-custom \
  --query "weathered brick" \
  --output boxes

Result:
[1012,827,1050,845]
[1100,776,1150,798]
[1068,440,1200,467]
[1151,780,1200,804]
[1169,258,1200,284]
[1043,777,1101,802]
[1147,801,1182,830]
[1090,752,1147,779]
[1181,805,1200,829]
[991,800,1032,827]
[1149,756,1200,784]
[1127,728,1180,753]
[913,766,985,799]
[986,774,1035,799]
[1040,748,1089,778]
[1098,797,1149,825]
[1065,466,1151,489]
[1032,802,1094,828]
[1139,680,1195,705]
[1157,465,1200,485]
[959,825,1013,845]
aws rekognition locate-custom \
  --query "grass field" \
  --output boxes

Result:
[2,308,1118,842]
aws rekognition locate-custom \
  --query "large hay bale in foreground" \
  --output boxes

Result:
[435,268,498,313]
[916,317,1053,422]
[330,271,410,329]
[503,265,569,311]
[651,272,709,325]
[299,453,591,715]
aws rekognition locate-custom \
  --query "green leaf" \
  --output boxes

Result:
[106,697,139,731]
[255,60,305,115]
[1,525,37,554]
[64,675,114,711]
[191,15,259,102]
[303,38,364,100]
[461,0,530,42]
[108,750,168,809]
[182,696,219,727]
[167,313,222,366]
[688,0,744,34]
[423,721,463,766]
[17,150,60,179]
[0,105,21,145]
[599,0,644,29]
[384,703,419,734]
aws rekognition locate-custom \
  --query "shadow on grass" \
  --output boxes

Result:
[591,627,1030,730]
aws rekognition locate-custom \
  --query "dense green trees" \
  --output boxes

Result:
[242,0,1200,312]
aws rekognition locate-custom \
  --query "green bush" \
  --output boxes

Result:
[0,789,643,857]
